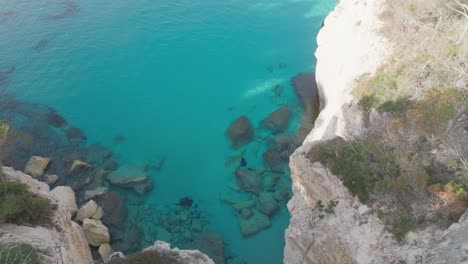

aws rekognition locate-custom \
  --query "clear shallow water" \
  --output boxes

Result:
[0,0,336,263]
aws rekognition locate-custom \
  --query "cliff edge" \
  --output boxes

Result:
[284,0,468,263]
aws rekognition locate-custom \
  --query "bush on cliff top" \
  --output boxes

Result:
[307,138,400,203]
[0,181,53,226]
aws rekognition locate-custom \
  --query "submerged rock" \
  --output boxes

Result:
[96,191,127,227]
[179,196,194,207]
[261,106,292,133]
[24,156,51,177]
[240,212,271,237]
[107,165,148,187]
[235,168,262,193]
[257,192,278,216]
[225,116,255,149]
[291,72,320,119]
[46,108,67,128]
[191,233,226,264]
[262,148,284,172]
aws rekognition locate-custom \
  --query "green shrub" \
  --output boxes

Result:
[0,244,40,264]
[307,138,400,202]
[388,214,416,241]
[0,181,53,226]
[377,97,411,116]
[410,88,466,134]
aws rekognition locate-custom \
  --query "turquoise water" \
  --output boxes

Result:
[0,0,336,263]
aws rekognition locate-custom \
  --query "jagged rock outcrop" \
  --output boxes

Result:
[283,0,468,263]
[110,241,215,264]
[0,166,93,264]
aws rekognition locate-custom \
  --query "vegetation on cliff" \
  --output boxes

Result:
[309,0,467,241]
[0,180,53,226]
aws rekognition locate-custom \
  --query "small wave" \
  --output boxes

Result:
[243,78,283,98]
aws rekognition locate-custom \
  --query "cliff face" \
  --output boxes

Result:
[283,0,468,263]
[0,166,93,264]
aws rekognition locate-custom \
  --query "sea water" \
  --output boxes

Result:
[0,0,337,263]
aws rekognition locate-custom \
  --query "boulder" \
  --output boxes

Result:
[240,212,271,237]
[50,186,78,216]
[107,165,148,187]
[76,200,98,222]
[261,106,292,133]
[257,192,278,216]
[235,169,262,193]
[24,156,51,177]
[70,160,89,173]
[92,206,103,220]
[46,174,59,185]
[98,243,113,262]
[82,218,110,247]
[263,149,284,172]
[225,116,254,148]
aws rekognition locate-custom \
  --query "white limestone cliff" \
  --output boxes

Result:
[283,0,468,263]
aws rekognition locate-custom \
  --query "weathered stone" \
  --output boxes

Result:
[257,192,279,216]
[46,174,59,185]
[240,212,271,237]
[82,218,110,247]
[144,241,215,264]
[235,169,262,193]
[263,148,284,172]
[225,116,255,149]
[261,106,292,133]
[91,206,103,220]
[50,186,78,216]
[98,243,113,262]
[107,165,148,187]
[76,200,98,222]
[24,156,51,177]
[70,160,89,173]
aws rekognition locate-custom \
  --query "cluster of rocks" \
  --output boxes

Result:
[222,72,320,237]
[118,197,226,263]
[0,92,154,199]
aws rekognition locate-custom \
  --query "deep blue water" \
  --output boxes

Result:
[0,0,336,263]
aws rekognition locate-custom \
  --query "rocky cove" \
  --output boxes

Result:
[1,0,468,263]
